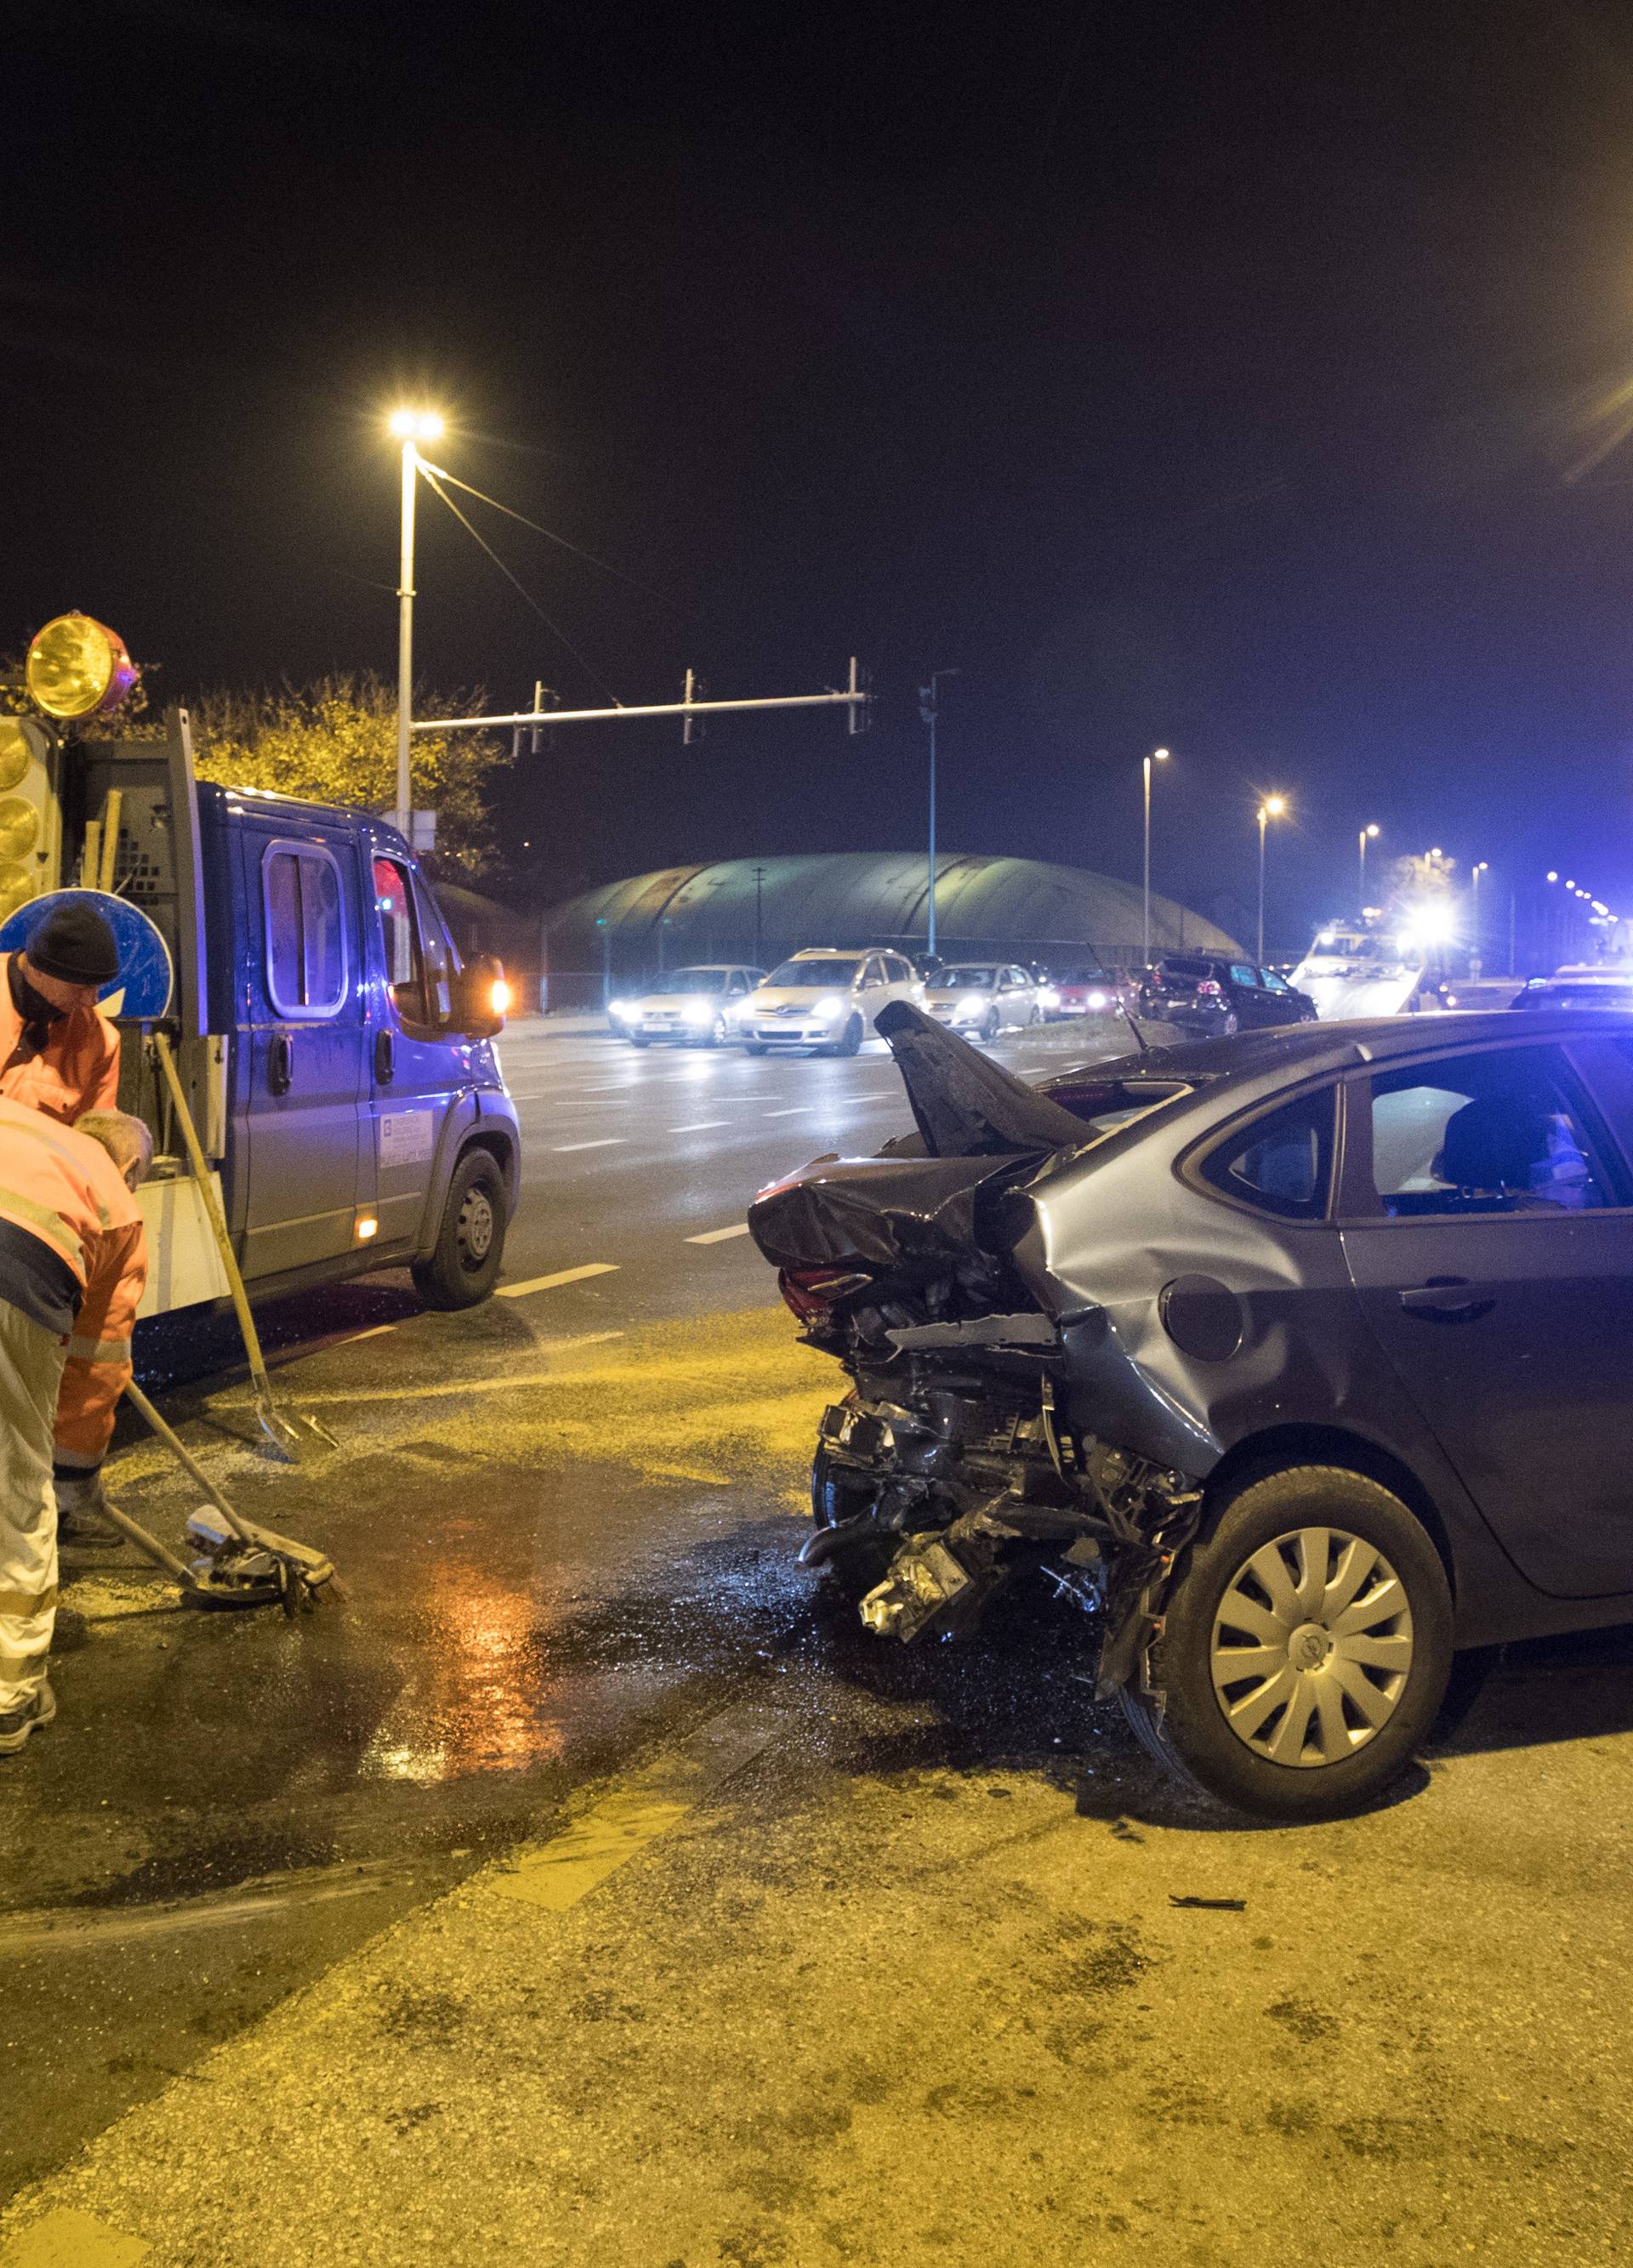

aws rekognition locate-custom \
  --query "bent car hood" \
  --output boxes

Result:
[873,999,1090,1158]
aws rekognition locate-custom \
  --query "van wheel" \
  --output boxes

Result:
[1117,1465,1452,1820]
[413,1150,509,1310]
[828,1016,863,1057]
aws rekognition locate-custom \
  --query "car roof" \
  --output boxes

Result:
[1055,1008,1633,1090]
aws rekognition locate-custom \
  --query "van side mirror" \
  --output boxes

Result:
[455,952,509,1038]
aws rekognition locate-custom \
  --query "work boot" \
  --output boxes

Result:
[0,1681,56,1755]
[55,1474,124,1546]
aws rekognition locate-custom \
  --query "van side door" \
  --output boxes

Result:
[367,847,470,1248]
[241,829,367,1275]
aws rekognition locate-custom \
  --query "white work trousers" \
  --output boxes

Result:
[0,1299,65,1712]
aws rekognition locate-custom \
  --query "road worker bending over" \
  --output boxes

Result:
[0,901,122,1126]
[0,1102,150,1754]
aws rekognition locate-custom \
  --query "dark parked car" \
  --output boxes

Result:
[749,1003,1633,1818]
[1141,952,1317,1035]
[1513,970,1633,1015]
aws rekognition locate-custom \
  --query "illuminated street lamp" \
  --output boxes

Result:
[1257,795,1287,966]
[1141,747,1169,972]
[388,407,446,836]
[1358,821,1380,907]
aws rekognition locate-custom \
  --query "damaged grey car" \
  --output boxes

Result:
[748,1001,1633,1819]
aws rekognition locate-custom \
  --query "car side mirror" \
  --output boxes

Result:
[453,952,509,1038]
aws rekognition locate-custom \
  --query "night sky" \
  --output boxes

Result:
[9,0,1633,949]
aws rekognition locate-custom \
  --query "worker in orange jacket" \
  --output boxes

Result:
[0,1101,151,1754]
[0,901,122,1126]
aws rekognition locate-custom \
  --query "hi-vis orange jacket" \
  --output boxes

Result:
[0,1100,145,1471]
[0,954,121,1126]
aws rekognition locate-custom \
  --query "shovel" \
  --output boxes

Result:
[150,1032,337,1461]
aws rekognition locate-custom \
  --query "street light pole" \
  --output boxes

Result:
[388,408,445,838]
[1359,821,1379,907]
[1471,861,1488,969]
[1257,795,1287,966]
[919,670,959,961]
[1141,747,1169,972]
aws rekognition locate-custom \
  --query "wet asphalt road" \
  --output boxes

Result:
[9,1018,1633,2259]
[0,1016,1121,2201]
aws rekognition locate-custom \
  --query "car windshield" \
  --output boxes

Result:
[1041,1075,1193,1140]
[1063,969,1108,986]
[1519,985,1633,1013]
[650,968,727,995]
[766,958,862,987]
[1154,958,1216,984]
[937,966,996,988]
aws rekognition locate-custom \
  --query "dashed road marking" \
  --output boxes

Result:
[685,1223,751,1244]
[1,2208,151,2265]
[498,1264,620,1298]
[763,1106,810,1117]
[486,1701,779,1912]
[340,1324,397,1343]
[669,1119,731,1132]
[554,1138,628,1152]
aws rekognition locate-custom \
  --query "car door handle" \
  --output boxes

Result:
[268,1032,293,1095]
[1397,1276,1494,1322]
[374,1027,395,1083]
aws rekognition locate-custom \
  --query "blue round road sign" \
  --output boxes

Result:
[0,890,175,1020]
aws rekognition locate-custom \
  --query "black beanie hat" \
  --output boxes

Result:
[27,901,121,987]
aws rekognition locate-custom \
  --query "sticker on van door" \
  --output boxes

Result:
[378,1109,435,1164]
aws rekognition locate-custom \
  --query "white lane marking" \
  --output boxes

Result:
[763,1106,810,1117]
[554,1138,628,1152]
[669,1119,731,1133]
[341,1324,397,1343]
[685,1223,752,1244]
[498,1264,621,1298]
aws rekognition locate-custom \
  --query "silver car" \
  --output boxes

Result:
[924,961,1044,1040]
[741,948,922,1055]
[607,964,765,1047]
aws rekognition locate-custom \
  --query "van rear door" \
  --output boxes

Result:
[241,826,367,1274]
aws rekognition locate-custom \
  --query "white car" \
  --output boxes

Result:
[607,964,765,1047]
[923,962,1044,1040]
[740,948,922,1055]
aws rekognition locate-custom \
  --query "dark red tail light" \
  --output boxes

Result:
[778,1266,872,1322]
[1196,979,1222,995]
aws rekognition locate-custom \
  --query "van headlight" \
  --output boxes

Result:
[815,994,845,1019]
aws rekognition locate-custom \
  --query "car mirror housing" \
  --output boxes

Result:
[454,952,509,1038]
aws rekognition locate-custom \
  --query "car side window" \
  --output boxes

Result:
[262,842,349,1019]
[1229,963,1260,988]
[1199,1086,1335,1221]
[1263,970,1290,993]
[1364,1044,1619,1218]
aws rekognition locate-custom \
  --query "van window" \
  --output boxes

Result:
[263,843,348,1017]
[373,856,424,1022]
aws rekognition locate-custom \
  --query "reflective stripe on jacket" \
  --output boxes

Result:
[0,955,121,1127]
[0,1100,145,1470]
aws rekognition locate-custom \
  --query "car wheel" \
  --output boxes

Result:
[1220,1011,1239,1037]
[1118,1465,1453,1820]
[627,1031,650,1048]
[979,1008,1000,1042]
[811,1444,896,1598]
[702,1014,728,1047]
[412,1149,509,1311]
[828,1015,864,1057]
[1028,1003,1043,1026]
[744,1041,768,1054]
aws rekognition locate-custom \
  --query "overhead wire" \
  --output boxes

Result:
[417,460,690,619]
[418,469,623,708]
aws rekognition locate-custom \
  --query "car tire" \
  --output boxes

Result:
[828,1015,864,1057]
[811,1444,896,1598]
[627,1032,650,1049]
[1220,1011,1239,1037]
[1118,1465,1453,1820]
[698,1014,728,1047]
[744,1041,768,1055]
[979,1008,1000,1042]
[412,1148,509,1311]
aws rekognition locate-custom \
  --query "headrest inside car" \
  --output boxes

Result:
[1437,1094,1546,1194]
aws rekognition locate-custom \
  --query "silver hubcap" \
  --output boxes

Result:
[458,1185,495,1264]
[1210,1526,1414,1769]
